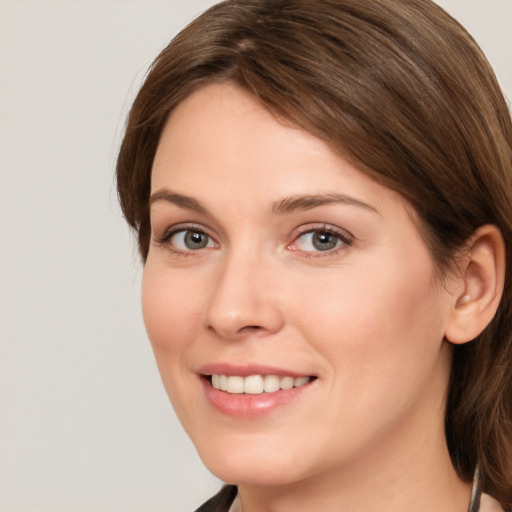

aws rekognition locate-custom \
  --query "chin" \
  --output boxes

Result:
[194,436,311,487]
[205,459,302,487]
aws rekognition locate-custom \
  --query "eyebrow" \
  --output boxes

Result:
[149,190,209,214]
[149,189,378,216]
[272,193,379,215]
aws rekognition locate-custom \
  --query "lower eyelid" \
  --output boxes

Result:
[292,228,353,251]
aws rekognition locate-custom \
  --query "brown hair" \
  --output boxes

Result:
[116,0,512,506]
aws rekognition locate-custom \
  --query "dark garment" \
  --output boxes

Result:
[194,485,510,512]
[195,485,238,512]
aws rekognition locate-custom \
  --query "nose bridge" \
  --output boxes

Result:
[205,240,283,340]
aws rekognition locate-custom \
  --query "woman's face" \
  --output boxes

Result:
[143,83,457,486]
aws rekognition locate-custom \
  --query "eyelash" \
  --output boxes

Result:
[153,223,353,258]
[153,224,216,255]
[289,224,354,258]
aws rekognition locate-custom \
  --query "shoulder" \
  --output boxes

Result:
[195,485,238,512]
[480,493,507,512]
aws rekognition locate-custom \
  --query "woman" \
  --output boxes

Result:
[116,0,512,510]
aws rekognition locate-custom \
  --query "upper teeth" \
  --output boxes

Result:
[210,374,311,394]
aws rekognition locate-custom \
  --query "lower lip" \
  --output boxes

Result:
[201,377,314,418]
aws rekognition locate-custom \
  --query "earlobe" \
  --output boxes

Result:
[444,225,505,345]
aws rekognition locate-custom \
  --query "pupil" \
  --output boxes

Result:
[313,231,337,251]
[185,231,207,249]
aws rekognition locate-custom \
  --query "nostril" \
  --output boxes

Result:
[207,323,265,340]
[240,325,263,333]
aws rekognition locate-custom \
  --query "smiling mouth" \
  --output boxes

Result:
[207,374,315,395]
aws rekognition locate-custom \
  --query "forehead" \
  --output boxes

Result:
[152,83,316,186]
[151,83,414,225]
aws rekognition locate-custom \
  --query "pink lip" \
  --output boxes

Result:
[197,363,311,378]
[196,364,316,418]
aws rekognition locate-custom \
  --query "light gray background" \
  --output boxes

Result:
[1,1,511,511]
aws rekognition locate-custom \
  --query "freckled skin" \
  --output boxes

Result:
[142,83,468,512]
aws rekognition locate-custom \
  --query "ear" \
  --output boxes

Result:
[444,225,505,345]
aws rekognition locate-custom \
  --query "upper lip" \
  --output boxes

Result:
[197,363,314,378]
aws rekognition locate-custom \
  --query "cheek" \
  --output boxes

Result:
[141,263,208,435]
[141,263,204,356]
[288,256,450,452]
[295,251,447,377]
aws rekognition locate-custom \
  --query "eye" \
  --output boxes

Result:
[291,227,352,253]
[168,229,215,251]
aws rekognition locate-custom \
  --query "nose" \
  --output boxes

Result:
[205,251,285,341]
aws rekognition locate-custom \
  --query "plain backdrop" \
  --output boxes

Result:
[1,1,511,511]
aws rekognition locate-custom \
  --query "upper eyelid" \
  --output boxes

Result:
[292,223,354,241]
[153,223,215,244]
[150,211,226,240]
[152,221,354,247]
[289,224,355,254]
